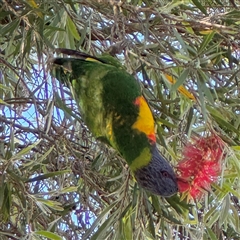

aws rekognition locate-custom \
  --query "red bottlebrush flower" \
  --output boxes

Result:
[177,135,225,199]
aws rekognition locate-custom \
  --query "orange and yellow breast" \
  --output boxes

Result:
[132,96,156,143]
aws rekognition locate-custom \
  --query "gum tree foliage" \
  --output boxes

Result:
[0,0,240,239]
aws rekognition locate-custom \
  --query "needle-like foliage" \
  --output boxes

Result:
[0,0,240,239]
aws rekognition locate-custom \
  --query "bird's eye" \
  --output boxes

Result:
[161,171,169,177]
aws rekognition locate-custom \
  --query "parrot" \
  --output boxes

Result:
[51,49,178,197]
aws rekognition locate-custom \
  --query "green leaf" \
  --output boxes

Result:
[185,107,194,136]
[35,231,63,240]
[196,79,207,121]
[205,227,218,240]
[91,213,118,240]
[171,68,190,92]
[0,19,20,36]
[145,197,155,238]
[25,170,71,182]
[156,117,177,128]
[0,182,11,222]
[67,16,80,41]
[54,92,82,122]
[82,201,118,240]
[197,70,215,105]
[219,195,230,224]
[10,140,42,162]
[203,205,217,223]
[0,83,12,92]
[207,106,239,134]
[167,194,193,220]
[173,28,189,55]
[59,186,79,193]
[0,11,12,21]
[23,145,54,168]
[36,198,64,211]
[0,99,10,106]
[205,206,220,228]
[192,0,207,14]
[198,31,216,54]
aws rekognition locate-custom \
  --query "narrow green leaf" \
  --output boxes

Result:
[123,214,133,240]
[0,179,5,208]
[219,195,230,224]
[0,231,18,238]
[0,99,10,106]
[36,198,64,211]
[1,183,11,221]
[54,92,81,122]
[82,201,118,240]
[67,16,80,40]
[24,145,54,168]
[6,169,25,182]
[197,70,215,105]
[0,83,12,92]
[0,19,20,36]
[214,0,223,5]
[198,31,216,54]
[171,68,190,92]
[0,11,12,20]
[205,227,218,240]
[175,52,191,61]
[221,183,240,198]
[173,28,189,54]
[145,198,155,238]
[45,25,66,32]
[151,195,162,215]
[10,140,42,161]
[208,106,239,134]
[196,79,207,121]
[66,25,75,49]
[35,231,63,240]
[185,107,194,136]
[230,204,240,233]
[204,205,217,223]
[91,213,118,240]
[25,170,70,182]
[205,208,220,228]
[192,0,207,14]
[232,146,240,151]
[59,186,79,193]
[156,117,177,128]
[166,194,191,218]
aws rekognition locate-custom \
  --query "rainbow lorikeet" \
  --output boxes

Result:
[51,49,178,197]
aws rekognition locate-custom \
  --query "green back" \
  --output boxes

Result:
[52,58,151,166]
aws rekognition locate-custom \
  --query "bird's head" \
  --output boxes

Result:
[134,146,178,197]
